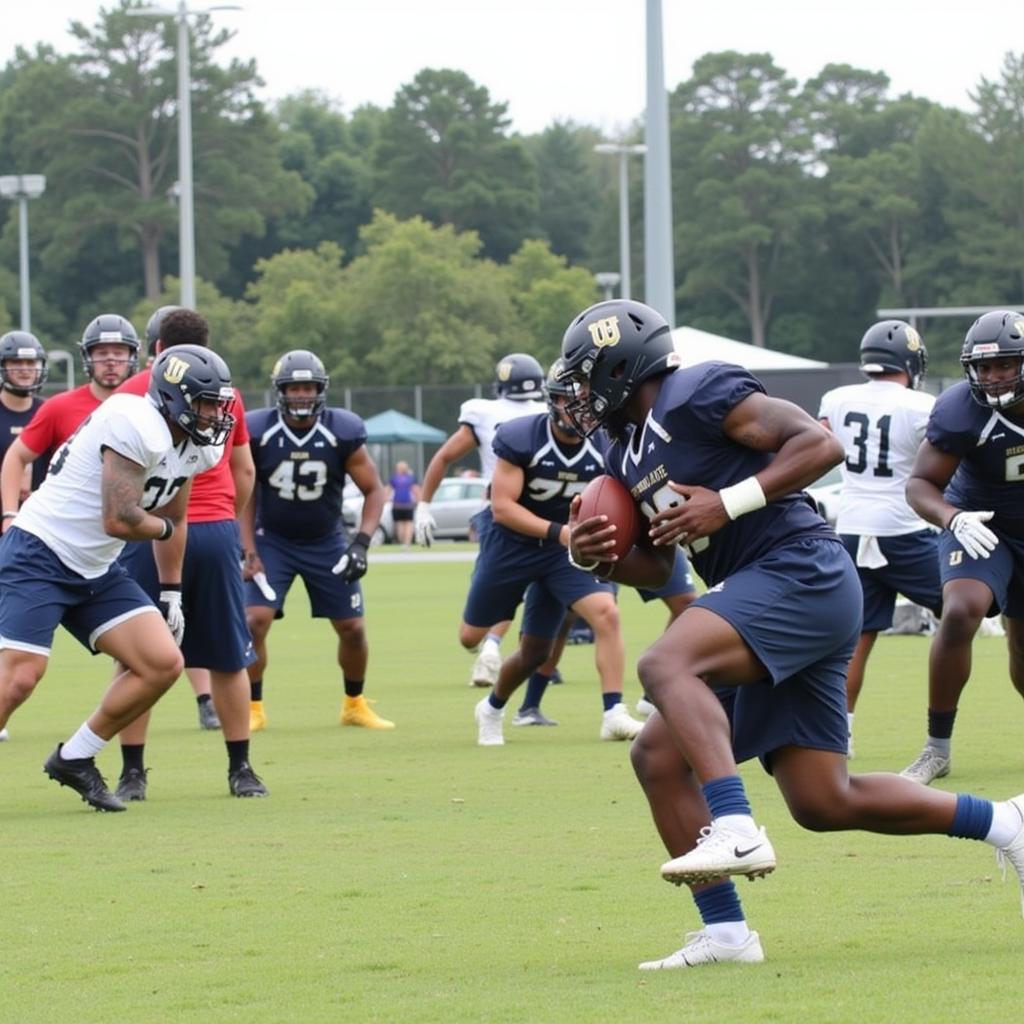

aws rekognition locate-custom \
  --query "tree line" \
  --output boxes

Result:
[0,1,1022,387]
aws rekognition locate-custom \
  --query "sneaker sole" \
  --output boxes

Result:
[44,770,126,812]
[661,861,777,886]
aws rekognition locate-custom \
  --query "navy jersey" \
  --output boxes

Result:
[247,407,367,541]
[0,397,48,491]
[604,363,832,587]
[492,413,607,540]
[927,380,1024,533]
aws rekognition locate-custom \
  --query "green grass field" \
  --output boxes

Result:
[2,553,1021,1023]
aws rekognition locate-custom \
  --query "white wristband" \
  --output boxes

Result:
[567,548,600,572]
[719,476,766,520]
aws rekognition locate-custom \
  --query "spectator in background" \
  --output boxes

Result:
[388,460,420,547]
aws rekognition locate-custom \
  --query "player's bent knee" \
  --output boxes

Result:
[458,624,485,651]
[636,647,674,700]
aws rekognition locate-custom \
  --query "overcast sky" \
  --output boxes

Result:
[1,1,1018,136]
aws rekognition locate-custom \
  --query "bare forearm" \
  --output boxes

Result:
[906,477,957,529]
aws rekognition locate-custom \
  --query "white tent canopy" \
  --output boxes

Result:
[672,326,827,370]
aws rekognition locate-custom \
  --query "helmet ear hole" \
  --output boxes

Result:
[608,358,628,381]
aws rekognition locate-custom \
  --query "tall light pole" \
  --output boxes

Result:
[594,142,646,300]
[0,174,46,331]
[129,3,240,308]
[644,0,676,325]
[594,271,621,302]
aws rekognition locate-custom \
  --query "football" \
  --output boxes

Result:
[576,475,641,562]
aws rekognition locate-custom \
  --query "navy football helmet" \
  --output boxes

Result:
[544,358,578,435]
[494,353,544,401]
[149,344,235,446]
[0,330,47,396]
[80,314,139,379]
[145,305,182,359]
[961,310,1024,409]
[859,320,928,390]
[271,349,329,421]
[558,300,678,438]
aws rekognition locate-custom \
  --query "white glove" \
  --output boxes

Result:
[948,510,999,560]
[414,503,436,547]
[158,588,185,646]
[253,571,277,601]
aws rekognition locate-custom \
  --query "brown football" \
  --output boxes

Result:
[576,475,641,562]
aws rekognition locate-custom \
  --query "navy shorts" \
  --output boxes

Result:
[638,549,697,603]
[244,528,364,621]
[119,520,254,672]
[938,526,1024,618]
[463,526,614,639]
[840,530,943,632]
[0,528,158,655]
[697,537,862,769]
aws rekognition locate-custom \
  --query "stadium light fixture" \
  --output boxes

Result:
[594,143,646,301]
[0,174,47,331]
[594,271,621,301]
[127,3,241,308]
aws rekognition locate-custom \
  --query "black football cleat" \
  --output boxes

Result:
[228,762,268,798]
[43,744,126,812]
[115,766,149,802]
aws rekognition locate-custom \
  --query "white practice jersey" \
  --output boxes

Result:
[458,395,547,484]
[818,379,935,535]
[14,393,222,578]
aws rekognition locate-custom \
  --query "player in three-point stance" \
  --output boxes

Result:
[562,298,1024,969]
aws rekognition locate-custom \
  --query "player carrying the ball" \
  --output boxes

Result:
[561,299,1024,969]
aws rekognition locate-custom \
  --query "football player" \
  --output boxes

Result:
[0,345,233,811]
[901,310,1024,782]
[241,349,394,732]
[563,299,1024,968]
[415,353,546,686]
[470,359,644,746]
[0,314,139,522]
[112,308,265,800]
[818,320,941,758]
[0,330,48,510]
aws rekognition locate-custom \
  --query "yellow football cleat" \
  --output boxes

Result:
[250,700,267,733]
[340,695,395,730]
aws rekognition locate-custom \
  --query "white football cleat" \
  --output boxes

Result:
[0,727,8,742]
[996,794,1024,917]
[899,746,951,785]
[475,698,505,746]
[661,823,776,886]
[635,696,657,718]
[599,702,644,741]
[639,929,764,970]
[470,645,501,688]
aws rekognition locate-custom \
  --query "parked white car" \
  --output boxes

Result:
[342,476,489,544]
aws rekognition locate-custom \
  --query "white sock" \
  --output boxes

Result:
[716,813,758,837]
[705,921,751,946]
[483,634,502,654]
[847,712,855,735]
[61,723,107,761]
[986,800,1024,848]
[926,735,951,757]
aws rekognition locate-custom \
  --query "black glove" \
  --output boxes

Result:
[332,532,370,582]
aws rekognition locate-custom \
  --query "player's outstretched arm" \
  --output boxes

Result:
[0,437,39,529]
[906,439,962,529]
[420,425,477,504]
[346,445,385,537]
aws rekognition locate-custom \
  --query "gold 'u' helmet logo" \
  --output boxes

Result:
[162,355,189,385]
[587,316,621,348]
